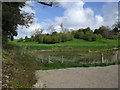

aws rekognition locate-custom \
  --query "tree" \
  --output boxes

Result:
[43,35,52,44]
[59,33,66,42]
[83,32,98,41]
[38,2,59,7]
[83,32,92,41]
[63,28,69,33]
[66,32,73,41]
[24,36,30,42]
[52,31,58,35]
[74,31,84,39]
[60,23,64,33]
[113,27,119,33]
[17,37,23,42]
[49,25,55,34]
[83,27,91,34]
[32,28,43,36]
[2,2,34,45]
[32,29,44,43]
[113,21,120,29]
[97,34,103,40]
[94,26,110,39]
[38,34,44,43]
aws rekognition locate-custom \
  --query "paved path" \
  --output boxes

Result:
[33,65,118,88]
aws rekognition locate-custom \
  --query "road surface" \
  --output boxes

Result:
[33,65,118,88]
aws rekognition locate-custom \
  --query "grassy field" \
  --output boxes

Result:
[10,39,118,51]
[8,38,119,70]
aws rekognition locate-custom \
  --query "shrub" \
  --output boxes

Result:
[83,32,92,41]
[38,35,44,43]
[43,35,52,44]
[17,38,23,42]
[97,34,103,40]
[74,31,84,39]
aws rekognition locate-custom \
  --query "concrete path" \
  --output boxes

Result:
[33,65,118,88]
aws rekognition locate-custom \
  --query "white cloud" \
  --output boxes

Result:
[15,1,118,38]
[15,1,43,39]
[53,1,104,30]
[16,23,43,39]
[53,1,118,30]
[102,2,118,27]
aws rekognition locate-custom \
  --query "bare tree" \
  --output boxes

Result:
[60,23,69,33]
[60,23,64,33]
[63,28,69,33]
[31,28,43,36]
[113,21,120,29]
[49,25,55,34]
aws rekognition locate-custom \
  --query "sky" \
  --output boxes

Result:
[15,0,118,39]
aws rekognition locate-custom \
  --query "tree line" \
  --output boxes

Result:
[18,26,119,44]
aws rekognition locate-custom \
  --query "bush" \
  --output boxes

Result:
[17,38,23,42]
[91,34,97,41]
[97,34,103,40]
[59,33,67,42]
[38,35,44,43]
[51,35,61,43]
[83,32,92,41]
[74,31,84,39]
[43,35,52,44]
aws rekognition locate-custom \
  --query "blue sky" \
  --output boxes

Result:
[33,2,105,23]
[16,1,118,39]
[33,2,65,23]
[84,2,105,16]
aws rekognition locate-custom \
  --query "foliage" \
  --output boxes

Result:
[82,27,92,34]
[17,37,23,42]
[17,24,119,44]
[2,2,34,45]
[97,34,103,40]
[74,31,84,39]
[94,25,119,39]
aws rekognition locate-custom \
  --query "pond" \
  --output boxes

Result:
[34,49,119,64]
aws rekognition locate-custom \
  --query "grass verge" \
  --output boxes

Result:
[2,44,38,88]
[36,60,120,70]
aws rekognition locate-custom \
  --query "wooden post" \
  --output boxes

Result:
[117,50,119,62]
[48,55,51,64]
[84,58,86,64]
[62,56,64,63]
[101,53,104,64]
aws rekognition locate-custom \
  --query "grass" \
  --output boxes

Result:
[10,39,118,51]
[36,60,120,70]
[2,44,38,88]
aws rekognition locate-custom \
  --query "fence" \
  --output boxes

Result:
[45,51,119,64]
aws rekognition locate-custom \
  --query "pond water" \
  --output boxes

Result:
[35,49,119,64]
